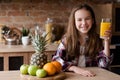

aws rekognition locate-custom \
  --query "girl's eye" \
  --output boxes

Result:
[85,17,92,20]
[85,18,91,20]
[77,19,82,21]
[76,17,92,21]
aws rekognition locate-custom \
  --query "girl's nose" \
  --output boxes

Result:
[82,20,86,25]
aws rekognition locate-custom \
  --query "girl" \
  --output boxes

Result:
[52,3,112,77]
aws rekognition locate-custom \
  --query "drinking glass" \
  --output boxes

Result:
[100,18,111,39]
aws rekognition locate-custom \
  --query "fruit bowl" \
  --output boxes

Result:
[20,61,64,80]
[20,72,66,80]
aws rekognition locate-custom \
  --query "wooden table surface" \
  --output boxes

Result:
[0,67,119,80]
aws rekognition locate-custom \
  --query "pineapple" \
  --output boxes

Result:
[30,32,47,68]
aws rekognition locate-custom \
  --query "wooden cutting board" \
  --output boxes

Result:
[20,72,66,80]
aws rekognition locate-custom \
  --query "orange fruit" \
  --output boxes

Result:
[51,61,62,73]
[43,62,56,76]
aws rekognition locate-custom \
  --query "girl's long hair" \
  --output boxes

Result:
[65,3,103,58]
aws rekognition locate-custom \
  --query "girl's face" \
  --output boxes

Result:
[74,9,93,35]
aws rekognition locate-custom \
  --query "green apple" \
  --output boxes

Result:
[36,69,47,78]
[28,65,39,76]
[20,64,29,75]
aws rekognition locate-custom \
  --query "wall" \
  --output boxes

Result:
[92,4,112,33]
[0,0,113,32]
[0,0,81,31]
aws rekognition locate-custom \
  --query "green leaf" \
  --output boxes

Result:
[22,27,30,36]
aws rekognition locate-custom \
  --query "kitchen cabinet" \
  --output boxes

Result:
[0,57,3,70]
[0,52,31,71]
[0,44,58,71]
[112,3,120,35]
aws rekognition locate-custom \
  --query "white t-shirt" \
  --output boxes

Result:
[78,45,86,67]
[78,55,86,67]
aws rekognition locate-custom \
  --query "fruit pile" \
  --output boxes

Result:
[20,61,62,78]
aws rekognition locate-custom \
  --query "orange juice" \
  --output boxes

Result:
[100,22,111,38]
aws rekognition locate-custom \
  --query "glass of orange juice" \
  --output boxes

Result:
[100,18,111,39]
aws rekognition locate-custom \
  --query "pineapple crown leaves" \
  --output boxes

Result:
[30,32,48,53]
[22,27,30,36]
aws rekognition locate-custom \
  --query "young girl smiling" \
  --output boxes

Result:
[52,3,112,77]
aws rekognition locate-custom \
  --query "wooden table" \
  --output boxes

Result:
[0,43,58,71]
[0,67,119,80]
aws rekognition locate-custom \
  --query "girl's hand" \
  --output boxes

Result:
[79,69,96,77]
[69,66,96,77]
[104,27,112,41]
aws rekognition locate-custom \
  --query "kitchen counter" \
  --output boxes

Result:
[0,43,116,52]
[0,43,58,53]
[0,67,119,80]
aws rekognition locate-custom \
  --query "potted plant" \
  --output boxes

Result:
[21,27,30,46]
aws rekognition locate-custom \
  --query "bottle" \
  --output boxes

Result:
[45,18,53,44]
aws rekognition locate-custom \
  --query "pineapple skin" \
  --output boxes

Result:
[30,30,48,68]
[30,52,47,68]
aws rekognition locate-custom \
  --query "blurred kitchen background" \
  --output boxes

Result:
[0,0,119,42]
[0,0,120,74]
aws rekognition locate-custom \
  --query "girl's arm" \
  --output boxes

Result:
[103,39,110,57]
[103,26,112,57]
[97,27,113,69]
